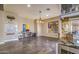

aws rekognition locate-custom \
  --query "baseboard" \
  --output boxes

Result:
[40,36,59,39]
[0,38,18,45]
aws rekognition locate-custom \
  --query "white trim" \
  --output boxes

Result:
[0,38,18,45]
[56,43,59,54]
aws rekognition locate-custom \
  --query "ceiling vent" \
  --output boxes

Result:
[46,8,50,11]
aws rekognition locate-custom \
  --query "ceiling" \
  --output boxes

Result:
[4,4,61,20]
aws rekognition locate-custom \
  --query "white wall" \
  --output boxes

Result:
[0,11,5,43]
[16,16,34,33]
[0,11,18,44]
[36,5,61,38]
[36,20,43,36]
[41,18,60,38]
[0,11,34,44]
[36,17,60,38]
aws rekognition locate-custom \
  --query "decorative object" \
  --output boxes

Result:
[22,24,26,32]
[7,15,15,24]
[26,24,30,30]
[48,21,58,33]
[22,24,30,32]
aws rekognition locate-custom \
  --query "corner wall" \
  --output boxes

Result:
[41,17,60,38]
[0,11,34,44]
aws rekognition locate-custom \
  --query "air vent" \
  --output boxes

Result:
[46,8,50,11]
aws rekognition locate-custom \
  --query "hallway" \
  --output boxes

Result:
[0,37,59,54]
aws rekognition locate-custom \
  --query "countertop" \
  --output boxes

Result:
[59,42,79,54]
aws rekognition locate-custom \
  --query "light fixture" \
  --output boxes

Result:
[38,10,44,24]
[27,4,31,7]
[39,10,42,20]
[46,15,48,17]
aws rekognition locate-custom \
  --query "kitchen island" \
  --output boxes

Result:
[58,43,79,54]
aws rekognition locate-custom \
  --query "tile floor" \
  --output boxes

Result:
[0,37,59,54]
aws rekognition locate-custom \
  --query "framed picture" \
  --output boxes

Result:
[48,21,58,33]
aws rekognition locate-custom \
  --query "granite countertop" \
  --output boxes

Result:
[61,44,79,49]
[59,41,79,49]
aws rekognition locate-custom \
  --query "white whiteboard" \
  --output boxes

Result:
[4,23,18,40]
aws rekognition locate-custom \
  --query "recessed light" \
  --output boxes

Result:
[46,15,48,16]
[27,4,31,7]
